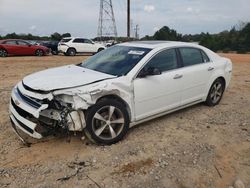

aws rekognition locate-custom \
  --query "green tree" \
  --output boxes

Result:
[61,33,71,38]
[153,26,182,41]
[50,32,61,41]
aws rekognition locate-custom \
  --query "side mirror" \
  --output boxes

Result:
[137,67,162,78]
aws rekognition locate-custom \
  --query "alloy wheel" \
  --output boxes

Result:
[92,105,125,140]
[210,82,223,104]
[35,49,43,56]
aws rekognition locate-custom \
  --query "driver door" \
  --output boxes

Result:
[133,48,183,121]
[16,40,32,55]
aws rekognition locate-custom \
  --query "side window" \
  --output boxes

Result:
[84,39,92,44]
[73,38,85,43]
[201,50,210,62]
[144,48,178,72]
[17,41,29,46]
[4,41,17,45]
[179,48,203,67]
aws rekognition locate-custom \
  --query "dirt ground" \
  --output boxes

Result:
[0,54,249,188]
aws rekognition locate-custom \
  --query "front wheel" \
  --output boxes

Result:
[205,78,225,106]
[97,48,104,52]
[85,99,129,145]
[35,49,44,56]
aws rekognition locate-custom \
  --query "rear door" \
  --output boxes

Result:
[178,47,214,105]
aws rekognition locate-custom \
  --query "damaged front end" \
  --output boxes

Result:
[9,82,87,143]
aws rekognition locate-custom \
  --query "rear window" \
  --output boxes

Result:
[61,38,71,43]
[179,47,204,67]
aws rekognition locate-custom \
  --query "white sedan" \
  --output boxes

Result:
[9,41,232,145]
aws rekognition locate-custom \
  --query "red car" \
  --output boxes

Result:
[0,39,50,57]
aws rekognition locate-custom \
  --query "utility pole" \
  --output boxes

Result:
[135,24,139,39]
[127,0,130,38]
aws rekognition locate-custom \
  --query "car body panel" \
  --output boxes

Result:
[134,70,182,121]
[23,65,116,91]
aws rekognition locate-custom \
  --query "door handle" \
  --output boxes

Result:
[208,67,214,71]
[173,74,183,79]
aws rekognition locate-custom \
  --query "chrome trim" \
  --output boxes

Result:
[11,87,48,118]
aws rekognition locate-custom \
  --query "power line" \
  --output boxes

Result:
[97,0,118,40]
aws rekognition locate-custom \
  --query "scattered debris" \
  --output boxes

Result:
[214,165,222,178]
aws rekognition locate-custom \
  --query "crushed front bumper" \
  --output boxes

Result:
[9,84,49,140]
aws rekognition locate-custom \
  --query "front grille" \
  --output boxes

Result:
[11,98,33,118]
[17,87,41,108]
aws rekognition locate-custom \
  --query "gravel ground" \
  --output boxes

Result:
[0,54,249,188]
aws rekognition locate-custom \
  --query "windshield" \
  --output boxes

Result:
[79,45,151,76]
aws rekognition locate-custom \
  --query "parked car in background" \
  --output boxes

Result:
[0,39,49,57]
[39,41,59,55]
[58,37,106,56]
[9,41,232,145]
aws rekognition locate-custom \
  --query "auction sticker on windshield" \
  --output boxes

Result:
[128,50,145,55]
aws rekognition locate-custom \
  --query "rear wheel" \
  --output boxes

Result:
[35,49,44,56]
[0,49,8,57]
[85,99,129,145]
[205,78,225,106]
[67,48,76,56]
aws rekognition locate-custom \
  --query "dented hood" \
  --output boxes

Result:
[23,65,116,91]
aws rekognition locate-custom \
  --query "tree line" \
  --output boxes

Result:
[1,22,249,53]
[0,32,71,41]
[141,22,250,53]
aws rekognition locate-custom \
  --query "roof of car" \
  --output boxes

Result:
[120,41,201,49]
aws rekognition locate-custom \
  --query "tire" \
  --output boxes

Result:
[51,50,58,55]
[97,48,104,53]
[85,99,129,145]
[67,48,76,56]
[0,49,8,57]
[205,78,225,106]
[35,49,44,56]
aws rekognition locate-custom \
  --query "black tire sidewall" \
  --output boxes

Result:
[98,48,104,52]
[206,78,225,106]
[85,99,129,145]
[67,48,76,56]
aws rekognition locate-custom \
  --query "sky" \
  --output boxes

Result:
[0,0,250,38]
